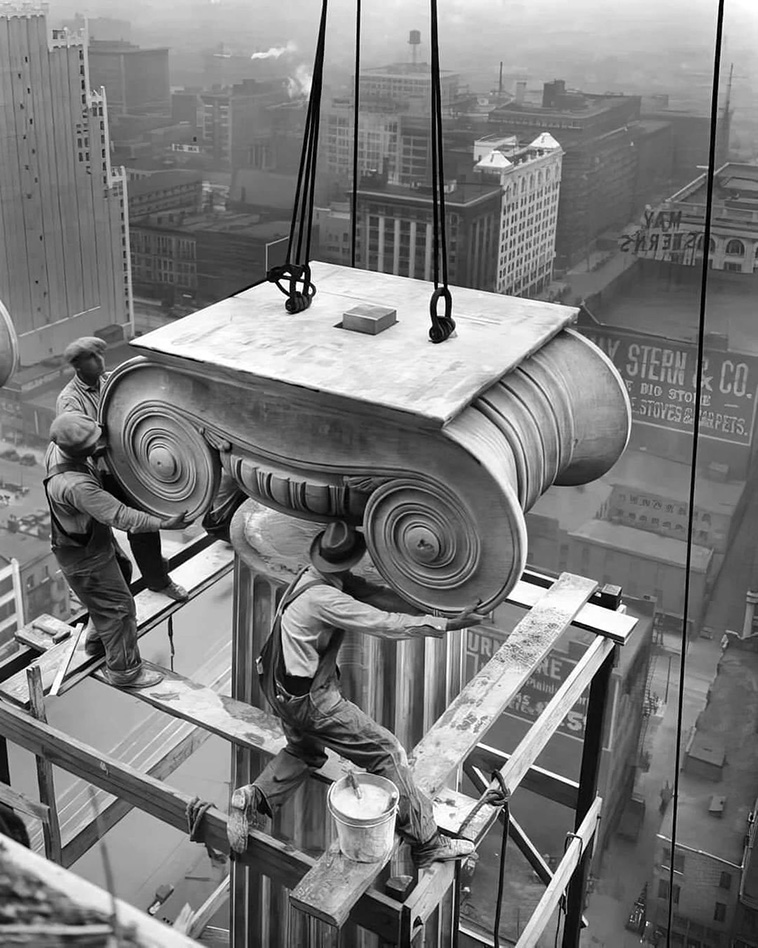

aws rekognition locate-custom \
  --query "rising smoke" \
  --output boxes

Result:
[286,64,313,98]
[251,40,297,61]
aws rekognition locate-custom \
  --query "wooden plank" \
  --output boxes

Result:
[512,572,636,644]
[290,573,598,928]
[60,663,232,866]
[0,833,201,948]
[93,661,289,756]
[186,877,231,939]
[0,781,50,823]
[0,697,402,942]
[27,665,62,864]
[0,542,234,707]
[466,744,579,810]
[515,796,602,948]
[495,636,614,797]
[412,573,598,797]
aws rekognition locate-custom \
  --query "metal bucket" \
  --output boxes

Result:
[327,774,399,863]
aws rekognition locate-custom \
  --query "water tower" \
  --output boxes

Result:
[408,29,421,64]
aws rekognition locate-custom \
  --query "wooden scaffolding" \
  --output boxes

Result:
[0,532,635,947]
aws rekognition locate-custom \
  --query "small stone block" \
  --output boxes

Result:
[341,303,397,335]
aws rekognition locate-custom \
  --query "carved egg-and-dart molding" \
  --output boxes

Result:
[99,263,630,614]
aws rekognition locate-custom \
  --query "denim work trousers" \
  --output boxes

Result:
[100,472,169,591]
[61,551,142,684]
[254,675,438,849]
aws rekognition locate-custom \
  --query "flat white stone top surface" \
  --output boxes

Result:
[131,262,577,426]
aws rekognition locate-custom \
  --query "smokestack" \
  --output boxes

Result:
[515,80,526,105]
[498,61,503,95]
[408,29,421,65]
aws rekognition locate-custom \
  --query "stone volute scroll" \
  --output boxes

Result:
[0,298,19,389]
[99,263,631,614]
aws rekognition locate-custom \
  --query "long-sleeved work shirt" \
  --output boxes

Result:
[56,371,110,420]
[281,567,446,677]
[45,443,162,545]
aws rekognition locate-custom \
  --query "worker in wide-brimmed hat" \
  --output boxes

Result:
[56,336,189,602]
[44,411,191,689]
[228,521,485,868]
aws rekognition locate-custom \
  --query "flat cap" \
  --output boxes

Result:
[63,336,107,366]
[50,411,102,456]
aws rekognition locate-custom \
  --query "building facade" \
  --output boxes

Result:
[355,180,502,291]
[0,558,23,647]
[619,163,758,274]
[475,132,563,296]
[88,40,169,115]
[651,636,758,948]
[0,5,132,367]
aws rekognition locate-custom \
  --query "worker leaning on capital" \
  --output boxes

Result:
[45,411,191,690]
[56,335,188,602]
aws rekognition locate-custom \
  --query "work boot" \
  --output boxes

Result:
[412,834,476,869]
[84,638,105,659]
[156,580,189,603]
[106,666,164,689]
[227,784,268,854]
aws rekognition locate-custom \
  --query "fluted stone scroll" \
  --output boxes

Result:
[0,299,18,388]
[100,263,630,614]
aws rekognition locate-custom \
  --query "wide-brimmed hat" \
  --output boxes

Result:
[309,521,366,573]
[50,411,102,456]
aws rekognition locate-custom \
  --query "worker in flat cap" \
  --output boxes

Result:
[57,336,188,601]
[45,411,191,688]
[228,521,484,868]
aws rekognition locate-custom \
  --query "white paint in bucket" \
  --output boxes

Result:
[327,773,399,863]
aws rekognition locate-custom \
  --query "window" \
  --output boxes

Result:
[714,902,726,923]
[662,848,685,873]
[726,238,745,256]
[719,871,731,890]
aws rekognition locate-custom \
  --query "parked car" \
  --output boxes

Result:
[19,453,37,466]
[0,449,20,462]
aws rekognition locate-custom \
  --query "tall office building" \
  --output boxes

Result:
[0,3,132,366]
[475,132,563,297]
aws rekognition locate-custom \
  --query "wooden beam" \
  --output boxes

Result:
[511,571,635,644]
[515,796,602,948]
[466,744,579,810]
[412,573,598,796]
[289,573,598,929]
[0,833,202,948]
[0,533,219,688]
[0,697,401,942]
[475,636,614,808]
[26,665,62,864]
[0,781,50,823]
[186,876,231,939]
[0,542,234,707]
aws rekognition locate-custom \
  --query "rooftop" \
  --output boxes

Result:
[361,63,458,79]
[128,170,203,199]
[357,180,502,207]
[659,640,758,867]
[528,480,612,532]
[569,519,712,572]
[670,162,758,209]
[592,261,758,356]
[606,449,745,514]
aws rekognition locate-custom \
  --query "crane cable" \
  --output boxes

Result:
[266,0,329,313]
[350,0,362,267]
[428,0,456,343]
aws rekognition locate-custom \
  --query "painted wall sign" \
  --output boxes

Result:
[579,326,758,446]
[617,209,701,259]
[465,629,614,748]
